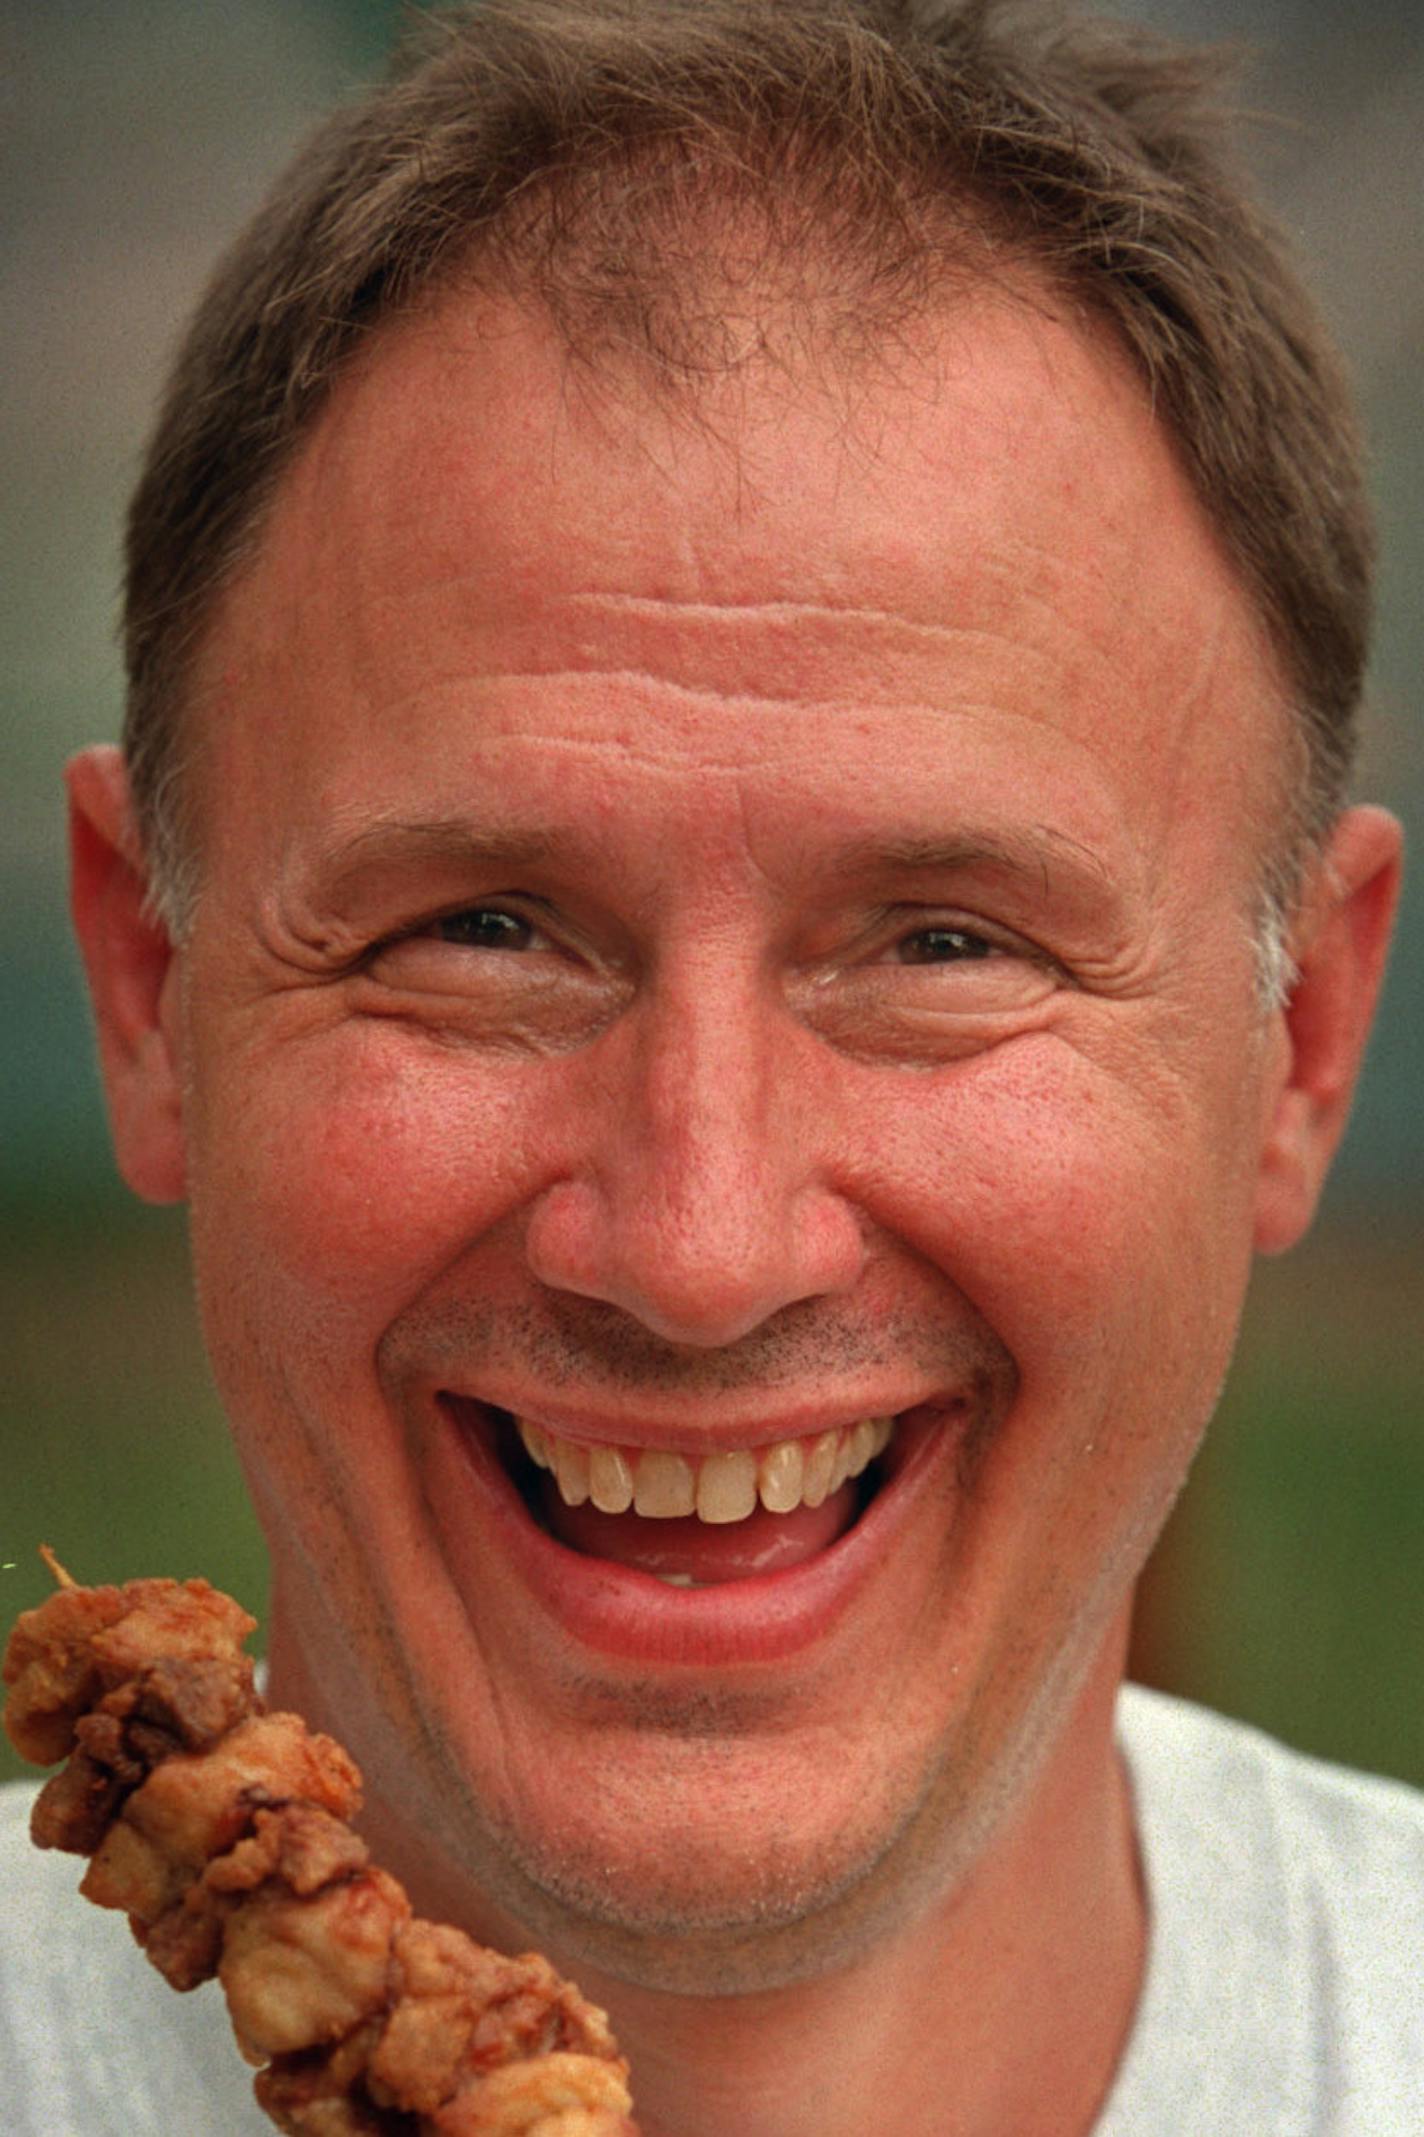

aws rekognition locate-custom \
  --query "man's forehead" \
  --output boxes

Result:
[215,284,1243,665]
[188,280,1288,907]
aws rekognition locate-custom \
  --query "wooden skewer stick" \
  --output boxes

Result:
[39,1544,77,1590]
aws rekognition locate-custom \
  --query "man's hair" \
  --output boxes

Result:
[123,0,1371,955]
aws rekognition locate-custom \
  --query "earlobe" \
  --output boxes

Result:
[1253,805,1402,1255]
[67,745,188,1204]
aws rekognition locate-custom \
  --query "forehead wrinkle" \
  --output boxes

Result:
[352,644,1103,736]
[564,590,1009,646]
[554,538,1114,644]
[347,667,1071,740]
[374,684,1126,802]
[534,561,1170,726]
[340,563,1083,661]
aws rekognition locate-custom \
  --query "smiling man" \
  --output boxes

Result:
[7,2,1421,2133]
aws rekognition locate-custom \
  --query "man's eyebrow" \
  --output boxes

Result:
[300,817,1121,913]
[306,818,563,904]
[833,828,1118,898]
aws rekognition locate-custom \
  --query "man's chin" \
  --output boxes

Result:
[474,1758,953,1996]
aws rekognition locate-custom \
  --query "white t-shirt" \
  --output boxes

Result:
[2,1686,1421,2133]
[1098,1688,1424,2134]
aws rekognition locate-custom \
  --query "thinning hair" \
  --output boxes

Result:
[122,0,1372,959]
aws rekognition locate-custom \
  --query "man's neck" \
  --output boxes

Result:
[571,1630,1145,2137]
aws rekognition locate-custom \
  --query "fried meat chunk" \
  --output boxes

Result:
[426,2056,637,2134]
[255,2020,416,2135]
[88,1576,258,1679]
[211,1802,375,1899]
[2,1581,131,1764]
[28,1744,128,1853]
[370,1924,624,2115]
[6,1576,259,1813]
[82,1710,362,1924]
[221,1865,412,2062]
[28,1648,261,1856]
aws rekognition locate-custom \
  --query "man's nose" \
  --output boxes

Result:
[523,980,866,1347]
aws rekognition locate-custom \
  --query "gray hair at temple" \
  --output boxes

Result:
[121,0,1372,998]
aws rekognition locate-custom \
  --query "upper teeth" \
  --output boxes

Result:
[517,1417,895,1523]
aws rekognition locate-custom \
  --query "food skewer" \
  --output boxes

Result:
[3,1556,638,2135]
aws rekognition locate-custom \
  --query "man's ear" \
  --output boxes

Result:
[1254,804,1402,1255]
[67,744,188,1204]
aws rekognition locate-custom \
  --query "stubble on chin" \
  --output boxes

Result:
[457,1694,1007,1997]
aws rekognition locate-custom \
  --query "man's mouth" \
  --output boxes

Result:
[428,1393,972,1663]
[444,1401,919,1589]
[486,1407,903,1588]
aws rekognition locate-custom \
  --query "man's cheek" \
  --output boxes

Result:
[876,1065,1251,1537]
[864,1039,1217,1334]
[189,1034,550,1318]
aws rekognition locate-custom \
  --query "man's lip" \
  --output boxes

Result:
[423,1393,970,1667]
[432,1392,951,1456]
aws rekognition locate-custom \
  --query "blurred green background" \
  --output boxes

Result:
[2,0,1421,1786]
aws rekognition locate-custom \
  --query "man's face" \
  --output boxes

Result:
[153,288,1291,1977]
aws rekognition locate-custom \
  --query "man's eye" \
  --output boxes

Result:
[895,927,995,965]
[432,907,536,950]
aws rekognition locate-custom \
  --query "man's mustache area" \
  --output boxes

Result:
[383,1293,1014,1588]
